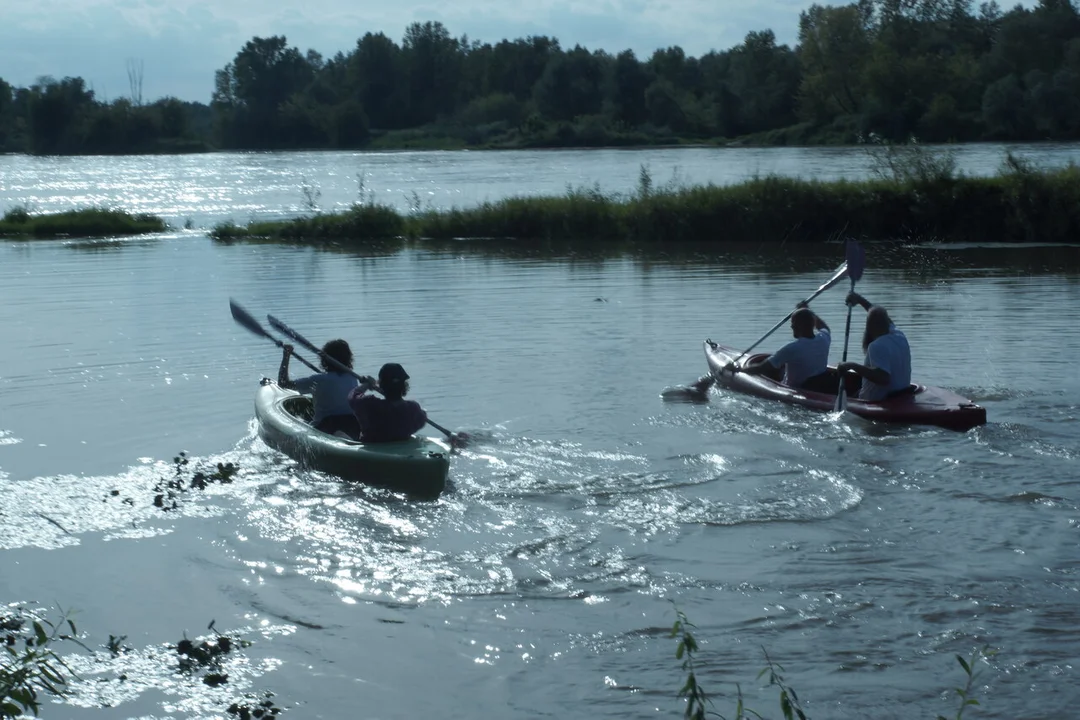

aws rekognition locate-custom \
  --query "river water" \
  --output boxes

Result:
[1,146,1078,719]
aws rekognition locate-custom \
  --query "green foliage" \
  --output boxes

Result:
[757,651,806,720]
[207,155,1080,245]
[936,646,996,720]
[210,201,405,242]
[862,135,959,184]
[3,2,1075,153]
[669,606,996,720]
[5,3,1080,153]
[0,207,167,239]
[1,608,84,718]
[150,451,238,511]
[670,607,722,719]
[228,691,284,719]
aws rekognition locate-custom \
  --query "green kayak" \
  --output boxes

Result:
[254,380,451,498]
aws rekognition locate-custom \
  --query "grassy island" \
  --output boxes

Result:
[0,207,169,239]
[211,156,1080,246]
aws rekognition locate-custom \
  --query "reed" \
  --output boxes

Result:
[0,207,167,239]
[210,203,403,242]
[670,605,995,720]
[209,159,1080,245]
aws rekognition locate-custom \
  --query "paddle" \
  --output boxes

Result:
[675,261,850,398]
[717,260,851,377]
[230,298,323,374]
[834,240,866,412]
[265,313,468,447]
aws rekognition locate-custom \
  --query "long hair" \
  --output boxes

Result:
[321,339,353,373]
[862,307,892,353]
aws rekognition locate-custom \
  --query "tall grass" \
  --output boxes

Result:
[0,207,167,238]
[211,157,1080,245]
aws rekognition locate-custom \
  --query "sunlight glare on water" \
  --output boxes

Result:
[1,150,1079,718]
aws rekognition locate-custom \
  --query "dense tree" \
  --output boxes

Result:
[608,50,653,127]
[346,32,407,129]
[401,21,464,124]
[213,35,319,147]
[534,45,607,121]
[4,4,1080,154]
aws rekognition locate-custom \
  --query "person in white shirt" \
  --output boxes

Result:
[733,302,834,392]
[279,339,361,437]
[837,292,912,401]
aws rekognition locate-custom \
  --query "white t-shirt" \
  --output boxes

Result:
[767,328,831,388]
[291,371,361,422]
[860,325,912,401]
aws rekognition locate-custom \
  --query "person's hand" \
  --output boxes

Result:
[837,362,857,374]
[723,362,740,374]
[359,375,377,389]
[845,291,864,307]
[282,344,294,356]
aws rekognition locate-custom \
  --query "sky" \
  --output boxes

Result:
[2,0,825,104]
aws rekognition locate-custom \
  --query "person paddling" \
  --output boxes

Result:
[727,302,835,393]
[836,292,912,401]
[348,363,428,442]
[279,339,361,438]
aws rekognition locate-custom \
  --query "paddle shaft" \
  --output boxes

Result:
[834,278,856,411]
[729,261,849,367]
[834,240,865,412]
[230,299,322,373]
[266,315,457,440]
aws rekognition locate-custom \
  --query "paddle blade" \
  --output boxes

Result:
[845,240,866,283]
[230,298,271,339]
[819,261,850,294]
[660,375,714,403]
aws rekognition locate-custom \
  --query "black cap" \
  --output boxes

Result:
[378,363,409,383]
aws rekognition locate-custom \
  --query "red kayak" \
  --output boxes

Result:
[704,340,987,432]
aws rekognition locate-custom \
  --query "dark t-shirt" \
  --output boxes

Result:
[347,387,427,442]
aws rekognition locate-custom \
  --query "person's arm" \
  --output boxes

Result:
[347,379,377,427]
[836,361,890,386]
[796,300,830,332]
[407,402,428,435]
[278,344,294,388]
[846,292,872,312]
[740,357,776,376]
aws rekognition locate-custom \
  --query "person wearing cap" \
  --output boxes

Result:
[279,339,361,438]
[346,362,428,442]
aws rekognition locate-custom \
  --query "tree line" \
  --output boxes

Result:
[2,0,1079,155]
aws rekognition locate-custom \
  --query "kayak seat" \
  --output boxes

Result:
[282,396,315,422]
[886,384,919,398]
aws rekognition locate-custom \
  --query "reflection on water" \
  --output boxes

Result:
[1,234,1078,718]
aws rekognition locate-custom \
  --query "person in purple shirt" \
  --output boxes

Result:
[347,363,428,442]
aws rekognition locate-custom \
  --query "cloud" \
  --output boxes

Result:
[0,0,811,102]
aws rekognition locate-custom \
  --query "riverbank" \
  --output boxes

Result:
[0,207,168,239]
[210,157,1080,245]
